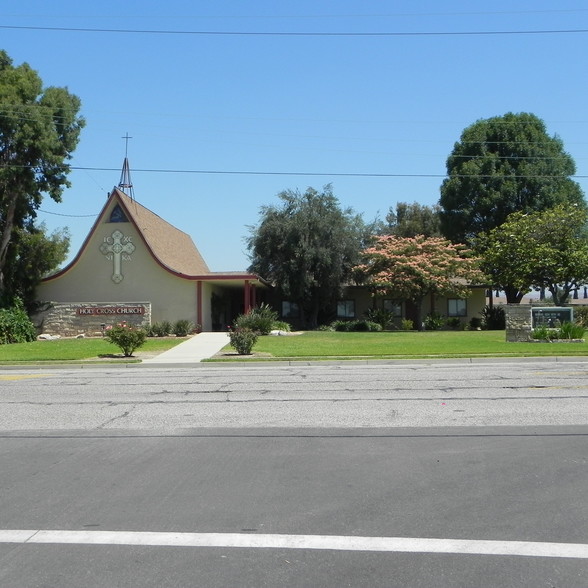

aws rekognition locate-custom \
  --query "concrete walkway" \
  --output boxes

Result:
[141,332,229,364]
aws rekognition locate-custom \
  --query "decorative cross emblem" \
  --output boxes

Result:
[100,230,135,283]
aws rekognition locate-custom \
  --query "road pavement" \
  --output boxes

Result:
[1,361,587,586]
[0,360,587,429]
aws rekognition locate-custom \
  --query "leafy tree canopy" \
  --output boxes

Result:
[439,112,585,243]
[247,185,372,328]
[3,223,70,309]
[0,50,84,300]
[356,235,484,329]
[386,202,442,237]
[476,204,588,305]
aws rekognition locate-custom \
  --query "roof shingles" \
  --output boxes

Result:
[115,189,210,276]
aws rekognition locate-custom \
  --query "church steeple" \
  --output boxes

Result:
[118,132,134,201]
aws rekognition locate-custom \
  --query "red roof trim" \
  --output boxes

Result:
[42,189,268,286]
[41,190,115,282]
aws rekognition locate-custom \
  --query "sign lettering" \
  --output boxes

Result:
[76,306,145,316]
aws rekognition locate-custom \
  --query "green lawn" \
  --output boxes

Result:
[215,330,588,361]
[0,337,183,363]
[1,331,587,364]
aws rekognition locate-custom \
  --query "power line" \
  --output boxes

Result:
[1,24,587,36]
[1,163,586,179]
[5,8,588,19]
[38,209,97,218]
[63,165,587,179]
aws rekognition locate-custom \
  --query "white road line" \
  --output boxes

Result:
[1,530,587,559]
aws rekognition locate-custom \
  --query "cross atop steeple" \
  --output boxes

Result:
[118,132,134,201]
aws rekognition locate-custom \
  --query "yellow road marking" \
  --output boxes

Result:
[0,374,53,381]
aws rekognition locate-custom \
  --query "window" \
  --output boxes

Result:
[337,300,356,318]
[281,301,300,319]
[448,299,467,317]
[383,299,402,317]
[108,204,129,223]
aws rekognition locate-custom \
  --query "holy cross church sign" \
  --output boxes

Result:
[100,229,135,283]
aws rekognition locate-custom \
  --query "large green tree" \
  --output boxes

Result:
[439,112,584,244]
[477,204,588,305]
[3,223,70,309]
[355,235,484,329]
[247,185,371,328]
[386,202,442,237]
[0,50,84,301]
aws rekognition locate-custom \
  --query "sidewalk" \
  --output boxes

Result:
[141,332,229,364]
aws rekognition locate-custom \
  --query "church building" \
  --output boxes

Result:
[35,159,268,336]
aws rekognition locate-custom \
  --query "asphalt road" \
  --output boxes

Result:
[0,359,588,429]
[1,360,587,587]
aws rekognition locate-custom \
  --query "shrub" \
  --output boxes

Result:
[159,320,172,336]
[272,320,291,332]
[532,325,552,340]
[104,323,146,356]
[364,308,394,330]
[0,298,37,344]
[331,320,382,332]
[468,317,483,330]
[481,305,506,330]
[424,312,445,331]
[558,321,585,340]
[234,303,278,335]
[355,320,382,332]
[446,317,463,330]
[228,327,258,354]
[530,323,584,341]
[148,321,172,337]
[400,319,414,331]
[173,319,196,337]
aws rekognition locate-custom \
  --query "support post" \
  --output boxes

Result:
[244,280,251,314]
[196,281,203,329]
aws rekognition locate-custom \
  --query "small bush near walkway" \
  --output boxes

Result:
[228,327,258,355]
[234,303,278,335]
[104,323,146,356]
[172,319,197,337]
[147,321,172,337]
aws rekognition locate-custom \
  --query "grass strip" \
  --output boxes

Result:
[211,330,588,361]
[0,337,184,363]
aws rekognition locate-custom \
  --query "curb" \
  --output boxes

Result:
[1,355,588,370]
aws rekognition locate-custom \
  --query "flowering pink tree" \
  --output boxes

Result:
[355,235,484,329]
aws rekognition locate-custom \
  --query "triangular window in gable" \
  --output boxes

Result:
[109,204,129,223]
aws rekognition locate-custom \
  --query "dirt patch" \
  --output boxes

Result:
[212,350,273,359]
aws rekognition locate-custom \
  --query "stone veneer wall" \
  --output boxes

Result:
[505,304,533,342]
[33,302,151,337]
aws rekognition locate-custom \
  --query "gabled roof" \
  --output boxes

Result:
[44,187,211,280]
[112,188,210,275]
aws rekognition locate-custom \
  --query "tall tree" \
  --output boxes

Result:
[386,202,442,237]
[3,223,70,309]
[247,185,371,328]
[476,204,588,304]
[356,235,483,329]
[439,112,584,244]
[0,50,84,300]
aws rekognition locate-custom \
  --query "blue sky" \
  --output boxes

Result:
[2,1,588,271]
